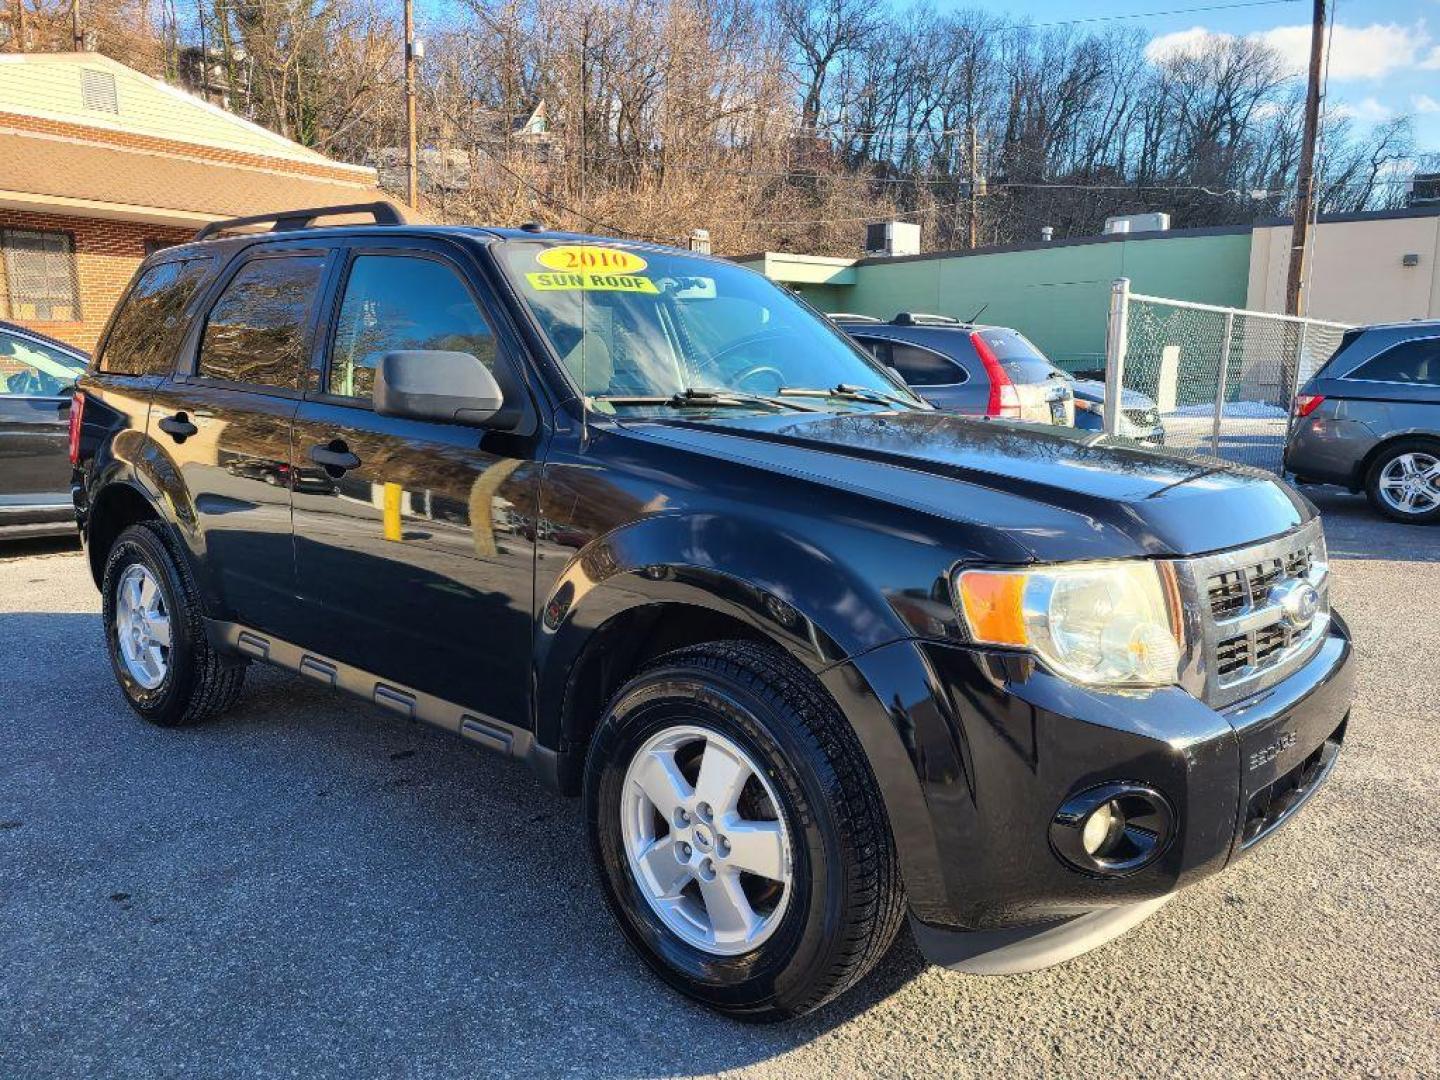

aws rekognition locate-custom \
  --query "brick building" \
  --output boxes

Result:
[0,52,381,351]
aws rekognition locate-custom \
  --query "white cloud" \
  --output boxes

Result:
[1328,96,1394,123]
[1146,21,1433,82]
[1260,23,1420,80]
[1414,94,1440,114]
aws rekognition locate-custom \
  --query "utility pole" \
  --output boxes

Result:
[967,121,979,249]
[71,0,82,49]
[14,0,28,52]
[403,0,418,211]
[1285,0,1325,316]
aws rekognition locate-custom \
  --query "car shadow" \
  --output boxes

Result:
[0,534,80,561]
[1304,487,1440,564]
[1,610,931,1076]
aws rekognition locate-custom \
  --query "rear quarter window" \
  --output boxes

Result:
[98,258,212,376]
[1345,337,1440,386]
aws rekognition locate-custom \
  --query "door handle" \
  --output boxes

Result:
[310,442,361,473]
[157,413,198,440]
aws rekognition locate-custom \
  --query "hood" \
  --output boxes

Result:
[622,409,1309,561]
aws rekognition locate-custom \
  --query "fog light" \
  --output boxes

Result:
[1050,782,1174,876]
[1081,800,1123,856]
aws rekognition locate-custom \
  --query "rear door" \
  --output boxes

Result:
[288,238,542,728]
[147,241,339,637]
[0,328,86,509]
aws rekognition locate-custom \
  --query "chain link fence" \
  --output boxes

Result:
[1103,279,1351,473]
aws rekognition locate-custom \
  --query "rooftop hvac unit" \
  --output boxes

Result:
[1408,173,1440,207]
[1103,212,1171,235]
[865,221,921,257]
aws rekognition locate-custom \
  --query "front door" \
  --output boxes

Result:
[147,245,336,637]
[289,244,541,728]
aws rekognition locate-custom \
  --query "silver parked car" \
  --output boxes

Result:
[1284,320,1440,523]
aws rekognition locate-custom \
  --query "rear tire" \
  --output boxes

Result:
[584,640,904,1021]
[101,522,246,726]
[1364,439,1440,524]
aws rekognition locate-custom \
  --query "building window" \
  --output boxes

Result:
[2,229,80,322]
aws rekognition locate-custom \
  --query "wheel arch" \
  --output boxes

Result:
[1356,430,1440,489]
[84,480,162,588]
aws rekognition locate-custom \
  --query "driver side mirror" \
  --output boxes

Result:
[374,350,508,428]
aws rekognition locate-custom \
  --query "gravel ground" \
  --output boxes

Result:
[2,488,1437,1079]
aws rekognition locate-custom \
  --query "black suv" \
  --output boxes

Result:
[73,204,1355,1021]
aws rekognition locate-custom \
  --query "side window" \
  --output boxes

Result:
[198,256,326,390]
[1347,339,1440,386]
[889,342,966,386]
[328,254,496,399]
[99,259,211,376]
[0,330,86,397]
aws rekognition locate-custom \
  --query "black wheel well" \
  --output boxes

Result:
[554,603,770,794]
[1358,433,1440,488]
[86,484,161,587]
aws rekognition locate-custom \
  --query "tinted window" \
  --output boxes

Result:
[100,259,211,376]
[0,330,85,396]
[198,256,325,389]
[1347,338,1440,386]
[976,328,1056,382]
[887,341,966,386]
[329,255,496,398]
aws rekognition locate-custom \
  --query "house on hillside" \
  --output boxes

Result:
[0,51,380,350]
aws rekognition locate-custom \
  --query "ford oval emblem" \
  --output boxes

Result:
[1272,579,1320,628]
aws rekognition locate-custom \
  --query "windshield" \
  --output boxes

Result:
[495,240,920,411]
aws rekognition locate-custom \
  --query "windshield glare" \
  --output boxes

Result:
[496,240,918,410]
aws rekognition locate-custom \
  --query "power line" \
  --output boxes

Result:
[1028,0,1302,28]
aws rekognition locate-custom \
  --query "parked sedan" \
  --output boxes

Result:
[1069,377,1166,443]
[833,313,1074,425]
[1284,320,1440,524]
[0,321,87,538]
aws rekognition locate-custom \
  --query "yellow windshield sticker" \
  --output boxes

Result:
[536,245,648,274]
[525,271,659,294]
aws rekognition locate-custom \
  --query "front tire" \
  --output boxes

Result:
[584,641,904,1021]
[1364,439,1440,524]
[101,522,246,726]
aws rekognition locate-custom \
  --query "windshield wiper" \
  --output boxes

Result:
[776,383,919,409]
[590,387,819,412]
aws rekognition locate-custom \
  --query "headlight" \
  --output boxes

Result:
[954,560,1183,687]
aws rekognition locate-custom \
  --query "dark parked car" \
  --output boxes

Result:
[0,320,87,538]
[832,313,1075,425]
[74,205,1354,1021]
[1068,376,1166,443]
[1285,321,1440,523]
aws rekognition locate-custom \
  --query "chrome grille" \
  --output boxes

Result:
[1177,520,1330,708]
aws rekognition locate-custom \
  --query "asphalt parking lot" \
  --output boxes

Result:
[2,488,1437,1079]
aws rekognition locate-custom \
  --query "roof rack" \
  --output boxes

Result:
[193,201,408,242]
[893,311,962,326]
[828,312,884,322]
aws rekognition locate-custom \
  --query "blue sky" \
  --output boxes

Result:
[995,0,1440,152]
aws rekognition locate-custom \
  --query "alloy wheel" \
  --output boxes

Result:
[1377,451,1440,516]
[620,724,793,956]
[115,563,172,690]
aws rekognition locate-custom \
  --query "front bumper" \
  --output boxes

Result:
[825,613,1354,971]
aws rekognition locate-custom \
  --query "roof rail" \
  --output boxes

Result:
[893,311,962,326]
[193,201,408,242]
[828,312,884,322]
